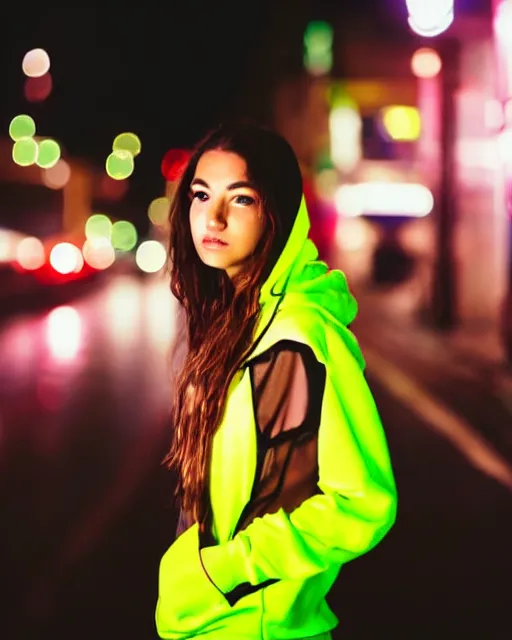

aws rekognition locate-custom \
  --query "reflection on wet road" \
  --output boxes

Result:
[1,272,511,639]
[1,273,179,638]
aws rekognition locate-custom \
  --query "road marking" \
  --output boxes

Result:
[365,346,512,492]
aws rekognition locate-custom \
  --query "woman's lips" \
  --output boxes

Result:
[202,236,229,249]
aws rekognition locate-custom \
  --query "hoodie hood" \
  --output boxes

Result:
[256,195,365,369]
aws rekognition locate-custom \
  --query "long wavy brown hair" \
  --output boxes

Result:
[163,120,303,524]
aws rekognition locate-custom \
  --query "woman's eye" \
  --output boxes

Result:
[191,190,208,202]
[235,195,255,206]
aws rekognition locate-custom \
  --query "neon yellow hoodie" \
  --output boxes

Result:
[156,196,397,639]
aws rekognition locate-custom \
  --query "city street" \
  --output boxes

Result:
[1,272,511,640]
[2,2,511,639]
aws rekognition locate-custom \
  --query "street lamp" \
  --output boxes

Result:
[406,0,455,37]
[494,0,512,43]
[411,47,443,79]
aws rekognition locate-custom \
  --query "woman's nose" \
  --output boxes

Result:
[206,204,227,229]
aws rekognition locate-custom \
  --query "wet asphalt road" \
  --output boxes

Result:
[1,273,511,639]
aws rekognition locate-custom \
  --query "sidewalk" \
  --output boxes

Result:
[351,281,512,461]
[354,282,512,380]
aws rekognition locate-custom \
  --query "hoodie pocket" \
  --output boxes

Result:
[156,524,230,637]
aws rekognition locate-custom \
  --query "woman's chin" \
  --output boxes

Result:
[200,255,230,272]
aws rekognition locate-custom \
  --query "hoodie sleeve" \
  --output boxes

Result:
[201,332,397,605]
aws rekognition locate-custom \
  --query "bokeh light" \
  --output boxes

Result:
[113,132,141,157]
[22,48,51,78]
[49,243,83,275]
[9,115,36,141]
[335,182,434,217]
[106,150,134,180]
[46,306,82,362]
[148,196,171,226]
[380,106,422,141]
[135,240,167,273]
[82,237,116,270]
[0,230,16,262]
[36,138,61,168]
[24,73,52,102]
[495,0,512,45]
[329,106,362,173]
[111,220,138,251]
[303,20,334,76]
[42,159,71,189]
[16,236,46,270]
[85,214,112,241]
[406,0,454,37]
[411,48,442,79]
[161,149,190,181]
[12,138,38,166]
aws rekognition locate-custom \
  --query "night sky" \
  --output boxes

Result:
[0,1,490,229]
[2,6,296,157]
[1,3,402,157]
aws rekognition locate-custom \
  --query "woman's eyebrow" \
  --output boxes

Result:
[190,178,256,191]
[190,178,209,188]
[226,180,256,191]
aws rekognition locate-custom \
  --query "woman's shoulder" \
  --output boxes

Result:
[255,302,329,360]
[270,300,365,370]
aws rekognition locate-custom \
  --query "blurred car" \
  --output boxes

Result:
[0,226,104,314]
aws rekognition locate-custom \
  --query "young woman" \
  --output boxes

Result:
[156,121,397,640]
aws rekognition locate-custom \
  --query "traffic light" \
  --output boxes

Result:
[405,0,454,37]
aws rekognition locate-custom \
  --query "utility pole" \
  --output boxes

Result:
[404,0,459,330]
[492,0,512,362]
[430,37,460,330]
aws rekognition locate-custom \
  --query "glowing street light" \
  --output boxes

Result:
[411,47,443,79]
[494,0,512,47]
[406,0,454,37]
[494,1,512,103]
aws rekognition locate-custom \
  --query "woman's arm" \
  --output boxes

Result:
[201,337,397,604]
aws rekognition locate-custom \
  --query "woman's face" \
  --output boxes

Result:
[189,149,266,279]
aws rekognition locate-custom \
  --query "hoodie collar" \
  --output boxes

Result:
[259,195,311,304]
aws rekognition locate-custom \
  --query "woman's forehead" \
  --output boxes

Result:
[193,150,249,183]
